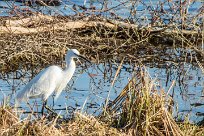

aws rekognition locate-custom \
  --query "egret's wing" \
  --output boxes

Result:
[16,66,63,102]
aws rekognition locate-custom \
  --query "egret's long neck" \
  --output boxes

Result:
[54,58,76,100]
[64,58,76,75]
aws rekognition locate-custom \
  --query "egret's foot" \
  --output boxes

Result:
[44,105,63,119]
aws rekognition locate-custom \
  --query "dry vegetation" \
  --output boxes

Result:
[0,0,203,72]
[0,15,203,73]
[0,106,124,136]
[104,69,182,136]
[0,0,204,135]
[103,67,204,136]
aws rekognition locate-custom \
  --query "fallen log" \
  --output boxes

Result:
[0,15,201,39]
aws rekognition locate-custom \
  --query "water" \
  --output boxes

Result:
[0,0,202,20]
[0,62,132,115]
[0,62,204,122]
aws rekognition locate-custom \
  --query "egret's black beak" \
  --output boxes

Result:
[76,54,91,64]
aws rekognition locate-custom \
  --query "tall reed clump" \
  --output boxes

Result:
[105,68,183,136]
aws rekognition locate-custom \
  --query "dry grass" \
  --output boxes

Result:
[0,105,191,136]
[0,0,203,73]
[0,107,63,136]
[0,21,203,73]
[61,112,125,136]
[0,106,124,136]
[0,106,19,132]
[104,68,183,136]
[101,68,204,136]
[179,121,204,136]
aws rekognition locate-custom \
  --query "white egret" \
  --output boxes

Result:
[15,49,90,113]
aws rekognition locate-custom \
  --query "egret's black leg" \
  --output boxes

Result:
[41,100,47,115]
[41,100,62,118]
[26,101,33,112]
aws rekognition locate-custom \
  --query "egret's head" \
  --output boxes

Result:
[65,49,90,63]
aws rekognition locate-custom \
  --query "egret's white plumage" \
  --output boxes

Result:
[15,49,88,105]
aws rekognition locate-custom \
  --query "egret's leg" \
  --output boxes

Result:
[41,100,47,115]
[41,101,62,118]
[44,106,63,119]
[41,100,56,116]
[34,100,39,113]
[26,101,33,112]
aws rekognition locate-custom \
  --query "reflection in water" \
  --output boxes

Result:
[0,61,204,122]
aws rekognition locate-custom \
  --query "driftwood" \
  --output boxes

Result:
[4,14,53,27]
[0,14,201,38]
[1,20,115,34]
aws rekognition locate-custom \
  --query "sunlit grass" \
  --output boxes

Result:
[104,68,183,135]
[0,107,124,136]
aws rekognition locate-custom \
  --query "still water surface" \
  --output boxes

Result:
[0,0,202,18]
